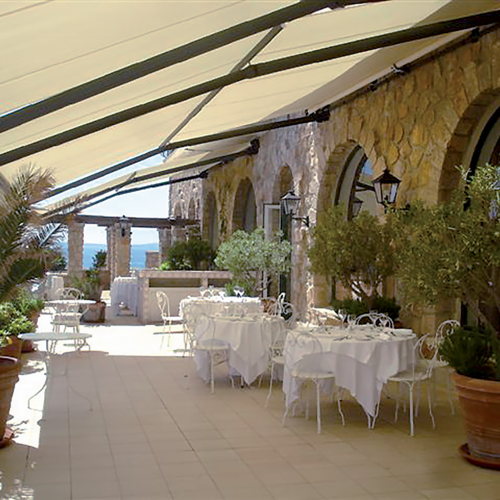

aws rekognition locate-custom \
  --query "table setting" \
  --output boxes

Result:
[283,323,416,420]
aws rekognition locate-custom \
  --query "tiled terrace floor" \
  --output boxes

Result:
[2,312,499,500]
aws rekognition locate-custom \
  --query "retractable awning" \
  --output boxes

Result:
[1,0,499,204]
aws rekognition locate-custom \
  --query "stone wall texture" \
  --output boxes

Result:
[170,28,500,333]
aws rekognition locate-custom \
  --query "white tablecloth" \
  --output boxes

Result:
[283,326,415,417]
[180,296,262,333]
[194,314,284,385]
[110,277,139,315]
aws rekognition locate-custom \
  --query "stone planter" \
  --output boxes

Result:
[451,371,500,469]
[81,301,106,323]
[0,356,21,447]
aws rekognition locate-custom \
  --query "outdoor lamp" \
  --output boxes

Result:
[119,215,129,237]
[372,168,401,208]
[351,197,364,218]
[281,191,310,228]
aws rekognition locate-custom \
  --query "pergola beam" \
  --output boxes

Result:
[0,9,498,168]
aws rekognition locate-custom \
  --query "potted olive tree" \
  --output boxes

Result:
[307,205,400,319]
[394,163,500,468]
[214,228,292,297]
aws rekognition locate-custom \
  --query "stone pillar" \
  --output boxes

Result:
[67,221,84,274]
[106,225,117,282]
[172,225,186,244]
[115,221,132,277]
[158,227,172,263]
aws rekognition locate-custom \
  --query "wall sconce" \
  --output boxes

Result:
[356,168,401,212]
[281,191,310,228]
[119,215,129,237]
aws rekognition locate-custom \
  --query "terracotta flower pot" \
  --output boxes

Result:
[0,336,23,359]
[451,371,500,469]
[0,356,21,445]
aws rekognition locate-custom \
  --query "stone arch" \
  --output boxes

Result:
[203,191,218,249]
[272,165,294,203]
[173,202,183,218]
[439,89,500,203]
[187,198,196,220]
[232,177,256,232]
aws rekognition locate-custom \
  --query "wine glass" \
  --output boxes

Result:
[234,286,244,298]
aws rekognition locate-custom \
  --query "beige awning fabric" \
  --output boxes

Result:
[1,0,499,200]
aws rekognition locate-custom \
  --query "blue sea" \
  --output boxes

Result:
[59,241,159,269]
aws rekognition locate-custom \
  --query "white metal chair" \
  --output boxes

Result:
[355,312,394,328]
[282,331,345,434]
[386,333,437,436]
[156,291,184,349]
[421,319,459,415]
[265,326,287,407]
[50,288,86,350]
[194,315,230,394]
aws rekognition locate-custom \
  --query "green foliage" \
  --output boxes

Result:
[214,228,292,297]
[393,164,500,332]
[439,326,499,380]
[11,288,45,317]
[49,253,67,272]
[0,167,71,301]
[160,237,215,271]
[331,296,401,320]
[91,250,107,270]
[308,206,397,307]
[224,280,252,298]
[69,250,105,301]
[0,301,35,337]
[331,299,368,318]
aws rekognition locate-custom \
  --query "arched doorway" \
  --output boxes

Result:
[232,178,256,232]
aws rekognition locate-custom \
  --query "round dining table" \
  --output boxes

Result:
[283,325,416,418]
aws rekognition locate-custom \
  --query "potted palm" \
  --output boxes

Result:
[394,163,500,469]
[0,166,73,446]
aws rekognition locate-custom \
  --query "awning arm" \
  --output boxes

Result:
[1,8,498,168]
[46,107,330,199]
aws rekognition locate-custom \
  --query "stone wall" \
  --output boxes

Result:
[170,27,500,333]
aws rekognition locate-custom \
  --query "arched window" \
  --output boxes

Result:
[232,178,256,232]
[336,146,379,218]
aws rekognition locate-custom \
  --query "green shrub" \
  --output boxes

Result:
[439,326,499,381]
[161,237,215,271]
[331,299,368,318]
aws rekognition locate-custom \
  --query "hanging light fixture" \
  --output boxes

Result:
[119,215,130,237]
[372,168,401,208]
[280,191,309,228]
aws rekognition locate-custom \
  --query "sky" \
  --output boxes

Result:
[62,155,170,245]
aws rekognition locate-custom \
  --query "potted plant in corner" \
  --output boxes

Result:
[393,163,500,469]
[214,228,292,297]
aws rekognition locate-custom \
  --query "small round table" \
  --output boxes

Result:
[19,332,93,411]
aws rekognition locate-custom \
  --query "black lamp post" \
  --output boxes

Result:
[372,168,401,208]
[119,215,129,237]
[280,191,310,228]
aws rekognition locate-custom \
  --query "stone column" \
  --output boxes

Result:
[67,221,84,274]
[158,227,172,263]
[115,221,132,277]
[106,225,117,282]
[172,225,186,244]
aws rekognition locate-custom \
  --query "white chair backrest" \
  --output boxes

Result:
[60,287,82,300]
[355,313,377,326]
[436,319,460,339]
[284,331,325,374]
[156,291,171,319]
[281,301,297,327]
[413,333,440,377]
